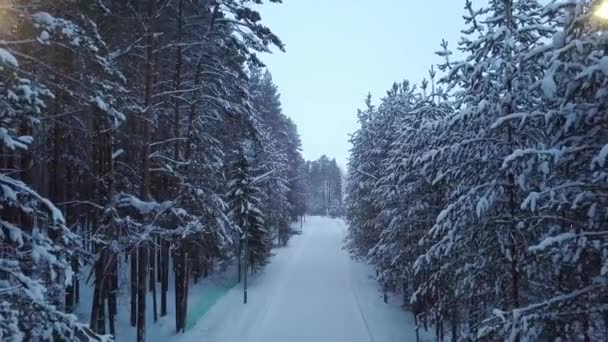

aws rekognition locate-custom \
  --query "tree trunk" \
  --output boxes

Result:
[237,239,242,283]
[75,273,80,305]
[108,256,117,336]
[137,245,148,342]
[149,245,155,291]
[136,0,156,337]
[151,247,158,322]
[161,239,169,317]
[157,237,162,283]
[90,248,106,334]
[173,0,184,162]
[203,254,209,278]
[174,246,189,333]
[193,246,200,284]
[243,230,248,304]
[183,249,189,330]
[130,249,138,327]
[65,257,77,313]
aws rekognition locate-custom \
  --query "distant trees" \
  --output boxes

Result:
[346,0,608,340]
[306,156,343,217]
[0,0,308,341]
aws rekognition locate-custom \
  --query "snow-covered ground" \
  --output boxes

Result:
[172,216,434,342]
[75,250,239,342]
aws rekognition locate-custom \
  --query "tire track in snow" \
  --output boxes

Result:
[342,220,376,342]
[245,228,311,342]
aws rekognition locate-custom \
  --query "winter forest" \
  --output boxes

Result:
[1,0,608,341]
[346,0,608,341]
[0,0,321,340]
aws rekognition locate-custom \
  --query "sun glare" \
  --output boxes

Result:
[595,1,608,21]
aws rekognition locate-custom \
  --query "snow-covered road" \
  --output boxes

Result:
[173,216,432,342]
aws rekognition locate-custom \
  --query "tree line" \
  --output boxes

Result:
[305,155,343,217]
[0,0,308,341]
[346,0,608,341]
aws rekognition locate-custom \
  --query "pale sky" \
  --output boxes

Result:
[260,0,470,169]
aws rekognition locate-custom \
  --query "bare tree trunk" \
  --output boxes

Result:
[75,268,80,306]
[65,257,77,313]
[161,239,169,316]
[204,254,209,278]
[237,239,242,283]
[137,245,148,342]
[451,311,458,342]
[149,246,155,291]
[414,311,421,342]
[130,249,138,327]
[157,237,162,283]
[150,246,158,322]
[183,249,190,330]
[90,246,106,334]
[174,246,188,332]
[89,105,116,334]
[137,0,155,336]
[193,246,200,284]
[174,250,181,331]
[243,229,248,304]
[173,0,184,162]
[108,256,117,336]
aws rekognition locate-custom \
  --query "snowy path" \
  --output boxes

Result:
[173,216,433,342]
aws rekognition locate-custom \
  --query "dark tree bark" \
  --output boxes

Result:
[137,245,148,342]
[237,239,242,284]
[161,239,169,317]
[150,247,158,322]
[108,256,117,336]
[173,0,184,162]
[130,249,138,327]
[174,246,188,332]
[90,247,106,334]
[157,237,162,283]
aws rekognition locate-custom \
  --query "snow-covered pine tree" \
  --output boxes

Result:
[346,82,415,259]
[0,0,299,340]
[0,2,122,340]
[366,80,421,287]
[284,118,308,221]
[367,75,454,334]
[485,1,608,339]
[345,94,383,259]
[86,0,287,336]
[411,0,552,339]
[258,128,292,245]
[249,68,292,246]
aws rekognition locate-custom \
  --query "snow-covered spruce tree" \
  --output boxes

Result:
[226,142,270,278]
[258,128,291,245]
[411,0,552,339]
[248,67,310,244]
[482,1,608,340]
[346,82,415,260]
[366,81,421,287]
[284,118,308,221]
[0,2,122,340]
[249,68,292,246]
[368,76,455,335]
[345,94,383,259]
